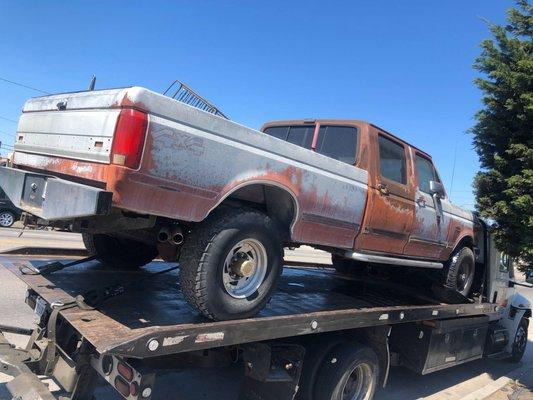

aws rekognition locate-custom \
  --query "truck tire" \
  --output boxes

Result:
[509,317,528,363]
[313,342,379,400]
[442,247,475,297]
[295,334,343,400]
[179,207,283,321]
[82,233,158,269]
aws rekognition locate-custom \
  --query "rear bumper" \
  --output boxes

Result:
[0,166,112,220]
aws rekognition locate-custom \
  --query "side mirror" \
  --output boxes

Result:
[429,180,445,198]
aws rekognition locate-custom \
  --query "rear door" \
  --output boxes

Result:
[403,152,447,259]
[357,132,414,254]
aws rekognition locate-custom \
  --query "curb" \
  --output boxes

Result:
[459,364,533,400]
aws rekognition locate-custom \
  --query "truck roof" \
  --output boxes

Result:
[261,119,433,160]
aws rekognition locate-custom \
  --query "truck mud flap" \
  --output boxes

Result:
[240,343,305,400]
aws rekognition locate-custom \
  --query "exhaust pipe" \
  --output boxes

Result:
[170,227,184,245]
[157,227,171,243]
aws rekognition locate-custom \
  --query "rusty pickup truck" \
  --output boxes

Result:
[0,86,475,320]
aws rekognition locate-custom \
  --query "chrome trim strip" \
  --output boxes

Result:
[344,250,443,269]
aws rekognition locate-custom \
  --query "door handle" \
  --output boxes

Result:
[416,197,426,207]
[378,183,389,196]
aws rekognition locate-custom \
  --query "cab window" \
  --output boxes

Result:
[263,125,314,149]
[378,135,406,184]
[316,125,358,164]
[415,154,437,194]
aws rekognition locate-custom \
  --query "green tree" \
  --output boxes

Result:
[471,0,532,271]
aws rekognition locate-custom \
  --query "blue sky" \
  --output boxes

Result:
[0,1,514,209]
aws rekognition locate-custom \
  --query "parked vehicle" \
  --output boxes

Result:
[0,85,475,320]
[0,187,21,227]
[0,219,529,400]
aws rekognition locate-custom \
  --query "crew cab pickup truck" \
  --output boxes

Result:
[0,86,476,320]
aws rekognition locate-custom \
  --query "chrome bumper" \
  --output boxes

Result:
[0,166,112,220]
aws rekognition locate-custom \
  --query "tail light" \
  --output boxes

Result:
[111,109,148,169]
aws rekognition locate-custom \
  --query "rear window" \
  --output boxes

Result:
[264,124,358,164]
[264,125,315,149]
[316,125,358,164]
[378,135,406,184]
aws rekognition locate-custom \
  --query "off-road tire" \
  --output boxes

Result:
[82,233,158,269]
[313,342,379,400]
[179,207,283,321]
[509,317,529,363]
[442,247,475,297]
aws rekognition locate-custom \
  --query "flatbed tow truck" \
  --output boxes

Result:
[0,221,530,400]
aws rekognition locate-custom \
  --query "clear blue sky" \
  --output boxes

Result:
[0,1,514,209]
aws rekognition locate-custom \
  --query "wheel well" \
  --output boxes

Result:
[454,235,474,252]
[216,183,297,241]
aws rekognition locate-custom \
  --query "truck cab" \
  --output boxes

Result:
[262,120,473,277]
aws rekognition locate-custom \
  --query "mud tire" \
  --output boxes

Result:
[179,207,283,321]
[442,246,475,297]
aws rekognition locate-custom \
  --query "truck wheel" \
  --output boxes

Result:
[82,233,158,269]
[179,207,283,321]
[314,342,379,400]
[443,247,475,297]
[295,334,343,400]
[0,210,15,227]
[509,317,528,363]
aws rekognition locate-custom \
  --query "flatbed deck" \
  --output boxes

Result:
[0,257,498,359]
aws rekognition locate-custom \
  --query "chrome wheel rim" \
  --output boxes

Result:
[456,259,473,295]
[339,362,374,400]
[222,238,268,299]
[0,212,14,227]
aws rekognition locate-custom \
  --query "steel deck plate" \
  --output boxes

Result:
[0,258,498,359]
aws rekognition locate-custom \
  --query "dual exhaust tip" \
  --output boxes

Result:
[157,226,184,245]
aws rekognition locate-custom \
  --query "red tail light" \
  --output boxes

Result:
[111,109,148,169]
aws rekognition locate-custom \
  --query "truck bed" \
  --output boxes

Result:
[0,257,497,359]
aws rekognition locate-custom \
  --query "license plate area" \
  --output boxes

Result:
[34,296,47,321]
[21,174,47,210]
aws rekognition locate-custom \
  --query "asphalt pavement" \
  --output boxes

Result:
[0,227,531,399]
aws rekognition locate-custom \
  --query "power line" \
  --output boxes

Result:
[0,130,16,138]
[0,76,50,95]
[0,115,17,124]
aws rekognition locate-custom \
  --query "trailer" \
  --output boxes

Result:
[0,224,530,400]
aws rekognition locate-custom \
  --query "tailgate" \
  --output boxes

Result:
[14,88,130,164]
